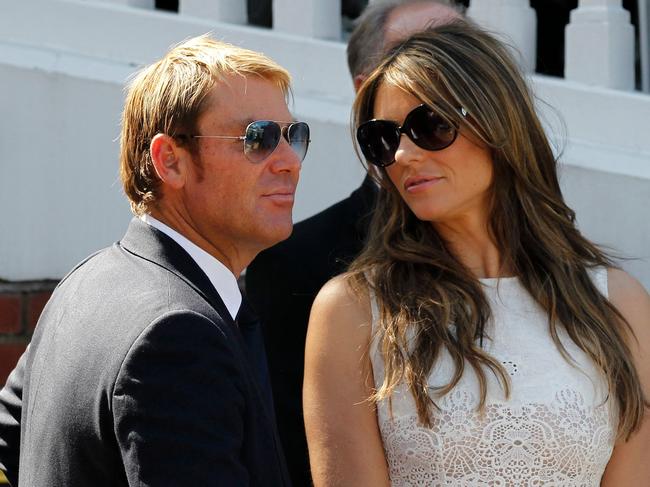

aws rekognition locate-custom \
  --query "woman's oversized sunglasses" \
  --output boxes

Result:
[356,104,467,167]
[181,120,311,163]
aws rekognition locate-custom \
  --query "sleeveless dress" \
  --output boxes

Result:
[369,268,617,486]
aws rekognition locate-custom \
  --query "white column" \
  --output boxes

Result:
[81,0,154,8]
[179,0,247,24]
[639,0,649,92]
[467,0,537,73]
[273,0,341,40]
[565,0,634,90]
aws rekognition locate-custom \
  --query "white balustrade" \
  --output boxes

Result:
[467,0,537,72]
[80,0,154,7]
[273,0,342,40]
[179,0,247,24]
[565,0,635,90]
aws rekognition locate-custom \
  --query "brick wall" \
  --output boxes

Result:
[0,280,58,385]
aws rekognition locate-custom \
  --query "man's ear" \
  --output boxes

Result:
[353,74,368,93]
[150,134,187,190]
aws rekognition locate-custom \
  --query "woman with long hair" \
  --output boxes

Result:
[304,20,649,486]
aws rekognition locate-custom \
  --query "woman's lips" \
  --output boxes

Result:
[404,175,442,193]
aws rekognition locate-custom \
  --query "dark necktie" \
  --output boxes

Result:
[235,299,276,419]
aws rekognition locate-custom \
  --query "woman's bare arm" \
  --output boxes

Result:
[303,275,390,487]
[601,268,650,486]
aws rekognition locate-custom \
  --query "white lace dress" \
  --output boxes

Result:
[369,268,617,486]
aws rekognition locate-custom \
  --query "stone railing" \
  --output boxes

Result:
[86,0,648,92]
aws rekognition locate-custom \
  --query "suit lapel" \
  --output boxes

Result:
[118,218,235,326]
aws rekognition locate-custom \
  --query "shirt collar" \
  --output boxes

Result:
[140,214,242,321]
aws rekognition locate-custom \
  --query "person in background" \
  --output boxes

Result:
[0,35,309,486]
[304,20,649,486]
[245,2,462,485]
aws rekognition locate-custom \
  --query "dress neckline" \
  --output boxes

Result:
[478,276,519,285]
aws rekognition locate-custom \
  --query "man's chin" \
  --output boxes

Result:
[259,219,294,249]
[273,222,294,244]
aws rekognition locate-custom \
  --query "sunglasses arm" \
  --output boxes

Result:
[191,135,247,140]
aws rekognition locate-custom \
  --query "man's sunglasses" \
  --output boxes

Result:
[181,120,310,163]
[356,104,466,167]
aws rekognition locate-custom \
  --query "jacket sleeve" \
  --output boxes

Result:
[0,347,28,487]
[113,311,248,486]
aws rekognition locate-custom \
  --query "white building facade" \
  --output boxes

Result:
[1,0,649,289]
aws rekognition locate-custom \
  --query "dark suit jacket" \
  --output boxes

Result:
[0,218,291,486]
[245,176,377,486]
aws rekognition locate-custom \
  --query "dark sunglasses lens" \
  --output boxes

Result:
[406,106,457,151]
[356,120,400,167]
[244,121,281,163]
[287,122,310,162]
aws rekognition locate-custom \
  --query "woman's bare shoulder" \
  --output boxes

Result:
[307,273,373,356]
[607,268,650,329]
[607,268,650,386]
[314,272,369,305]
[312,273,371,321]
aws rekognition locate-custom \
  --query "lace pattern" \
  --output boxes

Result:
[370,269,616,486]
[380,388,614,486]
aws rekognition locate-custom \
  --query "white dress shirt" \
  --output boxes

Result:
[140,214,242,321]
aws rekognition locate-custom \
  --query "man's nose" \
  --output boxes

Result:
[269,138,302,173]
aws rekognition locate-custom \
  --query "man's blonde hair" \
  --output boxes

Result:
[119,35,291,215]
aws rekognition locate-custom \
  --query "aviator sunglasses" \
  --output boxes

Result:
[180,120,310,163]
[356,104,467,167]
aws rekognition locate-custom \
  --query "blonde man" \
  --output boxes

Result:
[0,36,308,486]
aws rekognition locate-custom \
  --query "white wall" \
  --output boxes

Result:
[0,1,648,289]
[0,52,130,280]
[533,76,650,287]
[561,165,650,284]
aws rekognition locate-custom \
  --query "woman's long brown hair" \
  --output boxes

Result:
[349,20,647,440]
